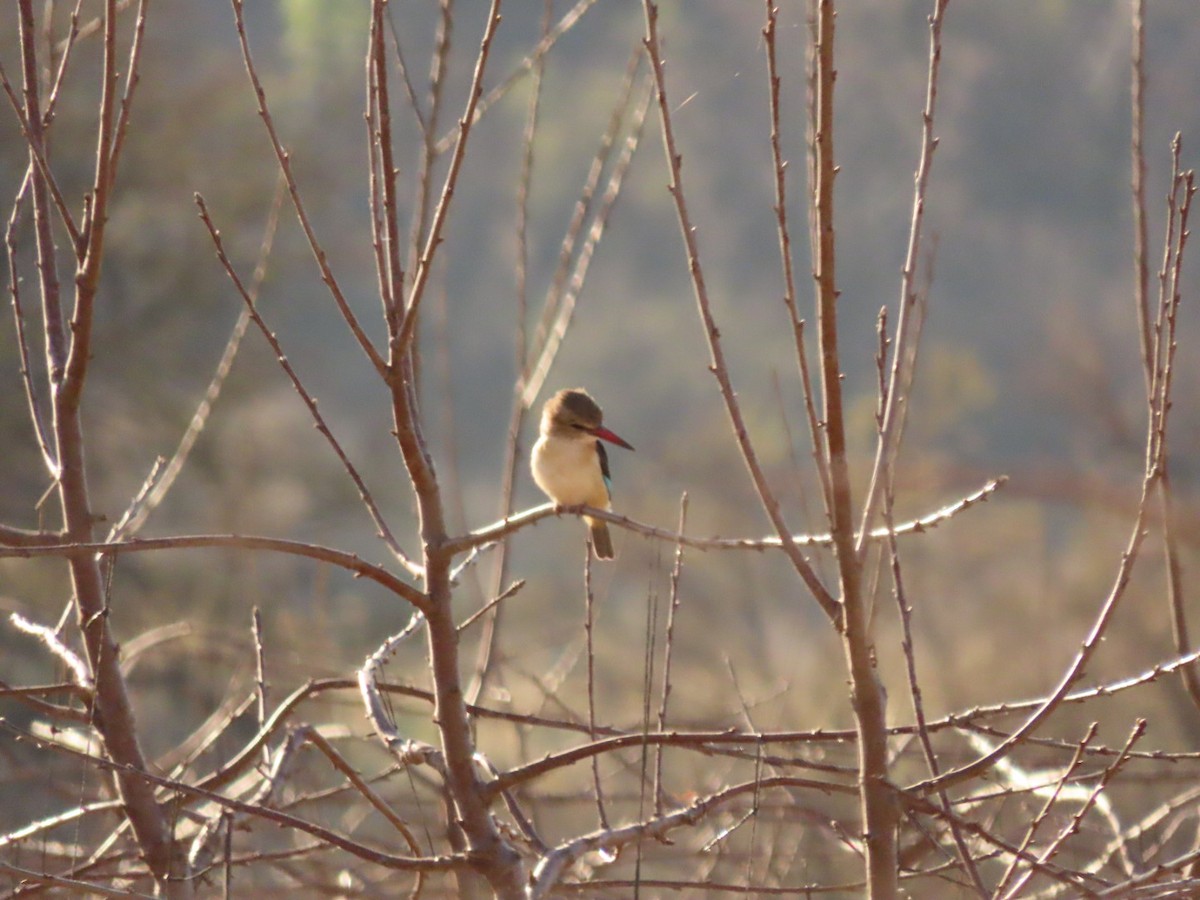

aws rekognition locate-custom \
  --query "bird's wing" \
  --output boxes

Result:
[595,440,613,497]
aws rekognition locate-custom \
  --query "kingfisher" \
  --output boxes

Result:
[531,388,634,560]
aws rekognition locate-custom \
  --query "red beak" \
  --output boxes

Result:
[590,426,634,451]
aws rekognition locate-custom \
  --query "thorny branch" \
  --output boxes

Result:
[3,3,1200,898]
[445,477,1005,556]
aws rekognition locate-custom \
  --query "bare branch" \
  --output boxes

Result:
[1130,0,1152,388]
[855,0,947,560]
[367,0,404,329]
[991,723,1098,898]
[910,473,1155,795]
[654,494,688,815]
[297,725,427,895]
[195,193,423,579]
[104,0,149,189]
[432,0,602,156]
[113,177,285,543]
[488,731,853,798]
[358,619,446,773]
[0,720,469,874]
[1000,720,1145,898]
[763,0,834,518]
[0,679,92,724]
[4,172,59,476]
[884,474,984,894]
[450,477,1004,557]
[0,522,64,547]
[0,534,427,610]
[1146,138,1199,711]
[520,50,650,406]
[10,612,92,689]
[0,54,81,252]
[0,862,154,898]
[229,0,388,380]
[530,777,848,897]
[581,548,610,829]
[395,1,503,356]
[642,0,841,623]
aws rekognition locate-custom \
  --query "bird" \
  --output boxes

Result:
[531,388,634,560]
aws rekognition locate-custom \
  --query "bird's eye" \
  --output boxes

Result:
[571,423,588,431]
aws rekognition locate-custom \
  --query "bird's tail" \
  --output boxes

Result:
[588,518,615,560]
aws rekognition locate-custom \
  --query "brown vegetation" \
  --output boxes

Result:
[2,1,1199,897]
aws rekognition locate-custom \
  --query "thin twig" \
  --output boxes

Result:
[1083,783,1200,879]
[229,0,388,380]
[1002,720,1146,899]
[763,0,834,520]
[583,546,609,829]
[640,0,840,625]
[0,800,123,854]
[1130,0,1152,384]
[488,732,853,799]
[4,170,58,476]
[1,720,465,874]
[929,646,1200,738]
[633,549,662,891]
[464,0,558,709]
[103,0,148,190]
[13,0,67,393]
[910,468,1156,796]
[901,790,1098,895]
[529,776,853,898]
[885,479,984,894]
[395,0,503,355]
[0,534,427,610]
[366,7,394,325]
[10,612,92,689]
[0,862,153,899]
[855,0,947,561]
[358,619,446,770]
[0,521,64,548]
[520,46,646,405]
[0,54,81,251]
[456,579,526,633]
[368,0,404,331]
[117,175,285,543]
[432,0,601,156]
[992,723,1098,898]
[251,608,269,771]
[1145,138,1198,710]
[448,477,1006,557]
[403,0,451,271]
[298,725,427,900]
[194,192,423,580]
[654,494,688,816]
[0,678,91,724]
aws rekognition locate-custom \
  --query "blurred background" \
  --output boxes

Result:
[2,0,1200,891]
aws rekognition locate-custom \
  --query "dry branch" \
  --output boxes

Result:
[640,0,840,625]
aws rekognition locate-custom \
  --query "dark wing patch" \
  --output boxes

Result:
[596,440,613,496]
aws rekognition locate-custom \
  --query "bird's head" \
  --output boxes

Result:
[542,388,634,450]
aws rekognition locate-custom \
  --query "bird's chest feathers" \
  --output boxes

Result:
[532,436,610,508]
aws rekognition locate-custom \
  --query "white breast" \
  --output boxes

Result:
[532,434,610,509]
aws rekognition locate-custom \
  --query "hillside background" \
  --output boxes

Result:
[3,0,1200,832]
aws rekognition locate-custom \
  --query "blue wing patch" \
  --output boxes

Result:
[596,440,613,498]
